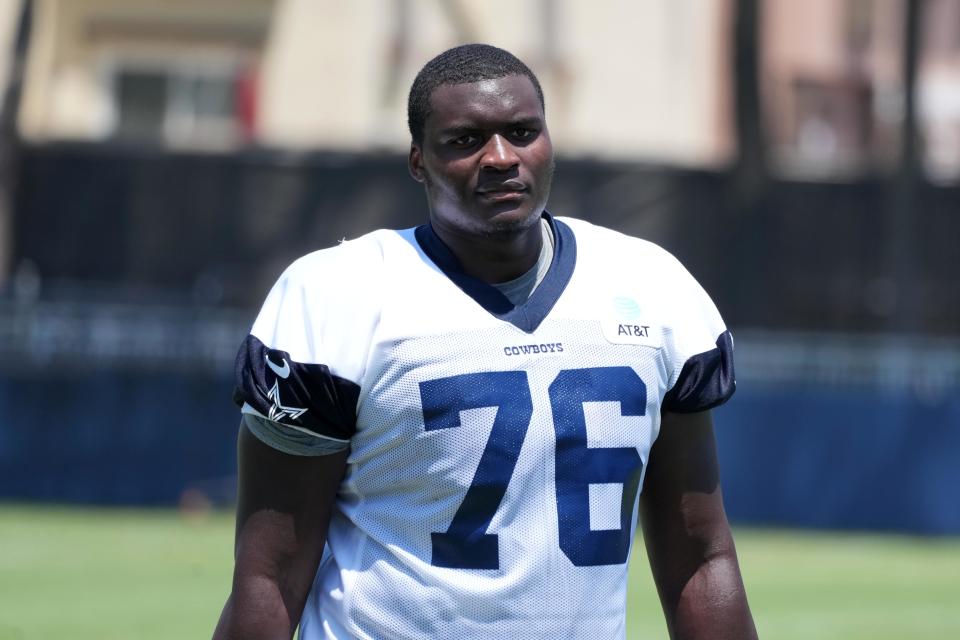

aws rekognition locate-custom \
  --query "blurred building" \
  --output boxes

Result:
[16,0,731,164]
[12,0,960,180]
[17,0,272,150]
[764,0,960,182]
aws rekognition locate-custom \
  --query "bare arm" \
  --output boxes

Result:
[640,410,757,640]
[213,424,348,640]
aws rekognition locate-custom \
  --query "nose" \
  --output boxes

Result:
[480,134,520,171]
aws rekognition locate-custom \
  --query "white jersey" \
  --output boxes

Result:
[235,214,735,639]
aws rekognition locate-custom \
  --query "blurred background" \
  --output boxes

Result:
[0,0,957,638]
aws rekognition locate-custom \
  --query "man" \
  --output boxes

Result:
[215,44,757,639]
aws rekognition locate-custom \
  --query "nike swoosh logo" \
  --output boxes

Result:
[265,353,291,379]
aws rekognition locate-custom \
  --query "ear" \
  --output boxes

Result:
[408,144,425,183]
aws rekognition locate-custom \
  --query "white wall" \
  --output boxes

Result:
[256,0,733,164]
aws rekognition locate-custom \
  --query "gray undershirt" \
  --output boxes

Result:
[490,217,555,306]
[243,412,350,456]
[245,217,557,456]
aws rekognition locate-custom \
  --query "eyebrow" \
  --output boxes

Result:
[437,116,544,136]
[507,116,544,128]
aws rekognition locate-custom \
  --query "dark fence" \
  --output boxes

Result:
[11,142,960,333]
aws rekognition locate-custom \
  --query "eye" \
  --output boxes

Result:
[511,127,536,141]
[449,134,480,147]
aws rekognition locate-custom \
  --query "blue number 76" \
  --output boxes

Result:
[419,366,647,570]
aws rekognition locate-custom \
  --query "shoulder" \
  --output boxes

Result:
[248,228,411,368]
[279,228,396,291]
[264,227,425,313]
[556,215,692,282]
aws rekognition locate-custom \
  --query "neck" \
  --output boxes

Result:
[430,217,544,284]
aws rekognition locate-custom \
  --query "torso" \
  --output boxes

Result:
[298,217,685,639]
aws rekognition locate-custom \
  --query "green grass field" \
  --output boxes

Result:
[1,505,958,639]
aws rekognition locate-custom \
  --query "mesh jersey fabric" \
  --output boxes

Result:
[235,215,735,640]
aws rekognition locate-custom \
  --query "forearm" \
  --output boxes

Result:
[213,576,294,640]
[667,549,757,640]
[213,505,322,639]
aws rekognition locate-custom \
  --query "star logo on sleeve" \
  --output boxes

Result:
[266,380,309,422]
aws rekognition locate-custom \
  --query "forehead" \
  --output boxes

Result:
[426,74,543,131]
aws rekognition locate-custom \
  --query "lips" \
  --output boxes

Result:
[476,180,528,199]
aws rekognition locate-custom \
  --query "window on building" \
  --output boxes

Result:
[111,64,256,149]
[114,70,168,141]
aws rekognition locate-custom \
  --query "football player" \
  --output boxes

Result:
[214,44,757,640]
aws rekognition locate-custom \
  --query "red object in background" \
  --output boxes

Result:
[236,64,259,141]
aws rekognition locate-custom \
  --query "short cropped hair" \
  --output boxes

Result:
[407,43,545,145]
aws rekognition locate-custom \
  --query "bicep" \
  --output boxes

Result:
[640,410,734,605]
[641,410,721,514]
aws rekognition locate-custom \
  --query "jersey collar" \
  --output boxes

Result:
[414,212,577,333]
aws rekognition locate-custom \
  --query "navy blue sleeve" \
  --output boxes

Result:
[234,334,360,442]
[662,330,736,413]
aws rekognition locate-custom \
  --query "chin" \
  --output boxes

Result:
[481,206,542,236]
[429,195,544,240]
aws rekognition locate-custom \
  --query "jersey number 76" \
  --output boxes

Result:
[419,366,646,570]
